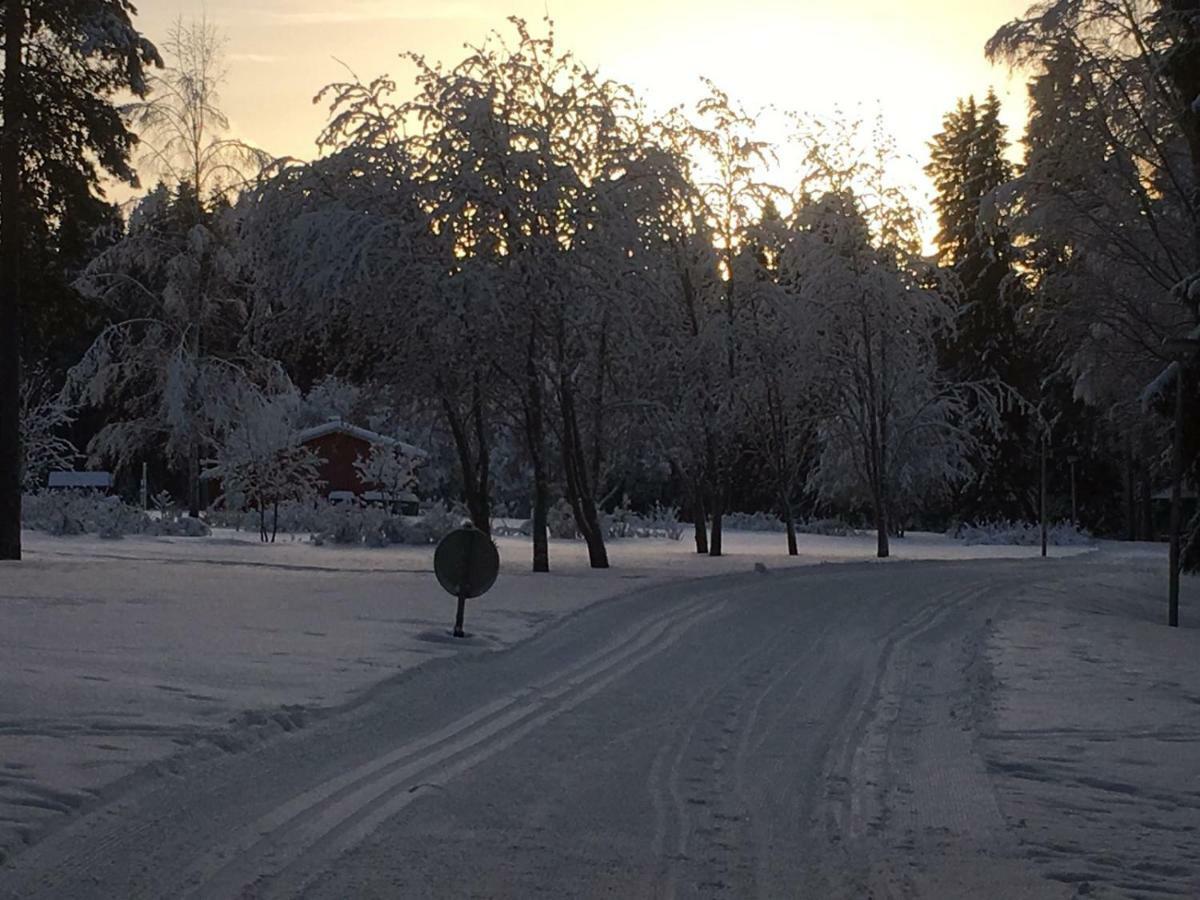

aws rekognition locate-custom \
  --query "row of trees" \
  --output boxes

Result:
[231,20,1002,569]
[6,4,1200,569]
[982,1,1200,551]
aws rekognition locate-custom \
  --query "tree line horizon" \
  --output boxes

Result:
[3,3,1199,573]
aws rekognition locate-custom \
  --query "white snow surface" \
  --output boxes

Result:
[0,526,1188,877]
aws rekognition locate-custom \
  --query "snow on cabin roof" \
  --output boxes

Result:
[48,471,113,489]
[294,420,428,458]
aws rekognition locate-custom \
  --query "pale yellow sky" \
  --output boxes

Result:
[130,1,1035,232]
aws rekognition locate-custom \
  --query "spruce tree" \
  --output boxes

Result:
[927,90,1036,520]
[0,0,158,559]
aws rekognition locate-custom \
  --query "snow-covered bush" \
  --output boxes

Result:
[549,499,578,540]
[949,519,1094,547]
[719,512,853,537]
[209,385,324,543]
[22,492,90,536]
[602,502,684,541]
[353,442,421,509]
[639,504,685,541]
[407,505,468,544]
[307,502,466,547]
[796,518,853,537]
[21,492,211,539]
[154,514,211,537]
[723,511,786,533]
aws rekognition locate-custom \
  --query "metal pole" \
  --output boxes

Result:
[1041,434,1048,559]
[1169,369,1184,628]
[1070,457,1078,528]
[454,593,467,638]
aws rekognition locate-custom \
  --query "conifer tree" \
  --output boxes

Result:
[1,0,159,559]
[927,91,1036,520]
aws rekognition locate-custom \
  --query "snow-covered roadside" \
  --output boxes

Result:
[982,545,1200,899]
[0,527,1090,860]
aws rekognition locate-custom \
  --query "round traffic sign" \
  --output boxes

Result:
[434,527,500,600]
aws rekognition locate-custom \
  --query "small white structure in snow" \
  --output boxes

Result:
[47,471,113,491]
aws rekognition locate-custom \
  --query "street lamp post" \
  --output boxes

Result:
[1163,337,1200,628]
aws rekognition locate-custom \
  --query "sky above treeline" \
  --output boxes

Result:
[130,0,1036,244]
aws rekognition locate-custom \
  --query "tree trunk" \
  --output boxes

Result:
[709,486,724,558]
[693,493,708,555]
[782,494,798,556]
[441,390,491,535]
[1124,433,1136,542]
[530,457,549,572]
[576,498,609,568]
[874,486,890,559]
[1141,467,1155,541]
[188,440,202,518]
[526,335,549,573]
[560,380,608,569]
[0,0,26,561]
[271,500,279,544]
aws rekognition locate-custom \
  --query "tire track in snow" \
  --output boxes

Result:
[649,590,832,899]
[826,582,989,842]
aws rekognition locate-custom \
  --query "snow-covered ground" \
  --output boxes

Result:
[0,525,1169,872]
[981,547,1200,898]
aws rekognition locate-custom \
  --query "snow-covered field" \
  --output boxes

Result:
[0,525,1180,878]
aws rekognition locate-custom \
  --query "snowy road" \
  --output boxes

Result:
[1,556,1198,898]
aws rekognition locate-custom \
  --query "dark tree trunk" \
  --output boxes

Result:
[1124,434,1136,542]
[441,388,491,535]
[560,380,608,569]
[577,497,609,568]
[693,493,708,555]
[0,0,26,560]
[188,440,202,518]
[526,329,549,573]
[271,500,279,544]
[1141,467,1154,541]
[530,462,549,571]
[782,494,798,556]
[528,434,550,575]
[874,486,890,559]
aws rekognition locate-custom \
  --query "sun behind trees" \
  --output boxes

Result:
[6,5,1200,569]
[238,19,1002,565]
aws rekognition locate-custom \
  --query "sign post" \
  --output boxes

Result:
[433,526,500,638]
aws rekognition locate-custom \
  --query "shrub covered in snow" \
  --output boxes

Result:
[548,499,578,540]
[603,503,685,541]
[722,511,786,533]
[796,518,854,537]
[949,519,1094,547]
[22,492,211,539]
[720,512,853,537]
[304,501,467,547]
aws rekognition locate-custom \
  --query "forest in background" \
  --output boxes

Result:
[4,1,1200,572]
